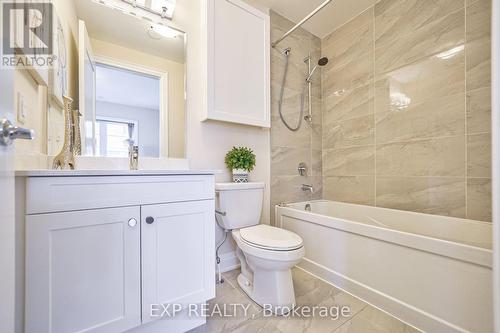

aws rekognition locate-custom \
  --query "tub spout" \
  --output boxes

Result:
[301,184,314,193]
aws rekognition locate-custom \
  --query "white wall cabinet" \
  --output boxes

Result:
[21,173,215,333]
[205,0,270,127]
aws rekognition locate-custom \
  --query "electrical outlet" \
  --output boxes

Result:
[17,92,27,124]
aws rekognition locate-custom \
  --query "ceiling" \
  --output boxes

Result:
[96,63,160,110]
[75,0,185,63]
[250,0,377,38]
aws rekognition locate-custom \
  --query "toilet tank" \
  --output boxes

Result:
[215,182,265,230]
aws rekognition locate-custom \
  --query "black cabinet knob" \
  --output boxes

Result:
[146,216,155,224]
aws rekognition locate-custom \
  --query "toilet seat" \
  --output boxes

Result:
[239,225,303,251]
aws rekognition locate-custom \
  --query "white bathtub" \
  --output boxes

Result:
[276,200,493,333]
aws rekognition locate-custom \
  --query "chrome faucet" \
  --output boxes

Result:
[301,184,314,194]
[129,145,139,170]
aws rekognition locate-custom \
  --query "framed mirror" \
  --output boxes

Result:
[49,0,186,159]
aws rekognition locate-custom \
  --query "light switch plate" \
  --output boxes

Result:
[17,92,27,124]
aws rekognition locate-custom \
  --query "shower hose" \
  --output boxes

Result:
[278,50,308,132]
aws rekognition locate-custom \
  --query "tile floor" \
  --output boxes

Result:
[189,268,421,333]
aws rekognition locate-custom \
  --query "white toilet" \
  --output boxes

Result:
[215,182,305,314]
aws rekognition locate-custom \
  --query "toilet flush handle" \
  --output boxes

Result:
[215,210,227,216]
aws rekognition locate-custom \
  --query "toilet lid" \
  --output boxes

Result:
[240,225,303,251]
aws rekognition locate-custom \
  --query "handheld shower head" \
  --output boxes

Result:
[306,56,329,82]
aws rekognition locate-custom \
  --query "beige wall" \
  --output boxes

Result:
[166,0,271,257]
[90,38,186,158]
[269,12,323,225]
[321,0,492,221]
[14,0,79,167]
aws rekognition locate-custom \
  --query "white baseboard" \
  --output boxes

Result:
[217,251,240,273]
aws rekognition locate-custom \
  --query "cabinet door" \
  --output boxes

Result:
[26,207,141,333]
[141,200,215,324]
[206,0,270,127]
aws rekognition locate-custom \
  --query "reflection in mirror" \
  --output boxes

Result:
[70,0,186,158]
[95,63,160,157]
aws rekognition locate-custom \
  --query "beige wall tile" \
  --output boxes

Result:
[271,0,492,223]
[376,93,465,144]
[270,12,323,220]
[271,174,315,225]
[324,84,374,123]
[466,0,491,92]
[323,114,375,149]
[467,178,492,222]
[375,53,465,110]
[322,55,374,96]
[375,9,465,75]
[271,175,314,206]
[311,102,323,151]
[271,111,311,148]
[466,38,491,91]
[467,133,492,177]
[311,176,323,200]
[375,0,464,46]
[311,149,323,177]
[323,7,374,45]
[467,87,491,134]
[466,0,491,7]
[376,136,466,177]
[271,147,311,177]
[466,0,491,42]
[323,146,375,176]
[323,176,375,205]
[376,177,466,218]
[323,21,374,71]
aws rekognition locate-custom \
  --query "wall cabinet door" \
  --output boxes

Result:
[141,200,215,324]
[206,0,270,127]
[25,207,141,333]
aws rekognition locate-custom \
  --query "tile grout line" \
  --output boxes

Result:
[323,132,485,151]
[372,5,377,208]
[464,0,469,219]
[323,175,468,179]
[330,307,369,333]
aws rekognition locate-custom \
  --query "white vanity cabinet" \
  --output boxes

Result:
[26,207,142,333]
[20,172,216,333]
[141,200,214,324]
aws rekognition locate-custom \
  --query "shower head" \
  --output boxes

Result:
[306,56,329,82]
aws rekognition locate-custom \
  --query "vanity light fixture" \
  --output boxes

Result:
[148,24,180,39]
[436,45,464,60]
[93,0,176,20]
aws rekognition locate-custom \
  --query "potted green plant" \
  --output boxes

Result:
[225,146,256,183]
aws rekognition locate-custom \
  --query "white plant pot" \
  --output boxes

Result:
[232,169,249,183]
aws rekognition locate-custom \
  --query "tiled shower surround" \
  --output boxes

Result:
[271,0,492,222]
[270,12,323,224]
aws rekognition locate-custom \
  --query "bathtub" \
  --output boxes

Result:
[275,200,493,333]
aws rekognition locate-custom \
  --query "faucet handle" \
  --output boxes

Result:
[301,184,314,194]
[129,145,139,170]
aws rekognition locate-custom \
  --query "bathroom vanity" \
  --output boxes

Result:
[15,170,216,333]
